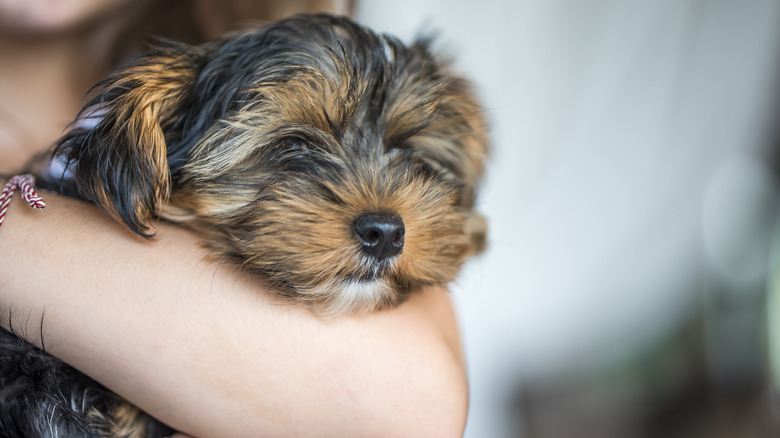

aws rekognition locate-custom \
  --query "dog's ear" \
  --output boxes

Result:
[56,41,205,236]
[441,76,490,208]
[391,38,490,209]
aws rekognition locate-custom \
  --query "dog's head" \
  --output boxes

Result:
[56,14,489,314]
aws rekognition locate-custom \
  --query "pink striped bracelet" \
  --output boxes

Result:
[0,175,46,229]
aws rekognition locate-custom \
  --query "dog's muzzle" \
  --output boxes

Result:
[353,213,405,260]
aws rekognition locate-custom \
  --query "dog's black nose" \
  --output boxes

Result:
[354,214,405,260]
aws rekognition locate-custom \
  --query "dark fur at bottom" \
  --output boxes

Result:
[0,329,173,437]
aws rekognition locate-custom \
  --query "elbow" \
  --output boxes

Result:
[358,336,469,437]
[361,293,469,437]
[404,353,469,437]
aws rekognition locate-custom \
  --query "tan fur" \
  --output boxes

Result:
[86,400,149,438]
[80,51,200,233]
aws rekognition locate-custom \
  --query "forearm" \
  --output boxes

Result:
[0,190,467,437]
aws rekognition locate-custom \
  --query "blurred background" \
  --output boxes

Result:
[355,0,780,437]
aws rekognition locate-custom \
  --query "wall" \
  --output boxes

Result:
[355,1,780,436]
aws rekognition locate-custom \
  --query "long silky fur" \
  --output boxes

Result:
[0,327,172,438]
[53,39,211,236]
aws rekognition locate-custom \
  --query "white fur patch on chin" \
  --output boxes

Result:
[311,278,396,315]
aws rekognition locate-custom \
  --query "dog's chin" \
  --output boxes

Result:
[301,276,405,316]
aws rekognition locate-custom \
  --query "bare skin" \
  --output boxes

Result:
[0,2,468,436]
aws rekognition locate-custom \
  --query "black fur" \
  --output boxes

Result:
[0,328,172,437]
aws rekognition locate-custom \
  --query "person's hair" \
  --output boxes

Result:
[104,0,353,68]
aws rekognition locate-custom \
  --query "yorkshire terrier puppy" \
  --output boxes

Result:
[1,13,488,437]
[53,13,488,315]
